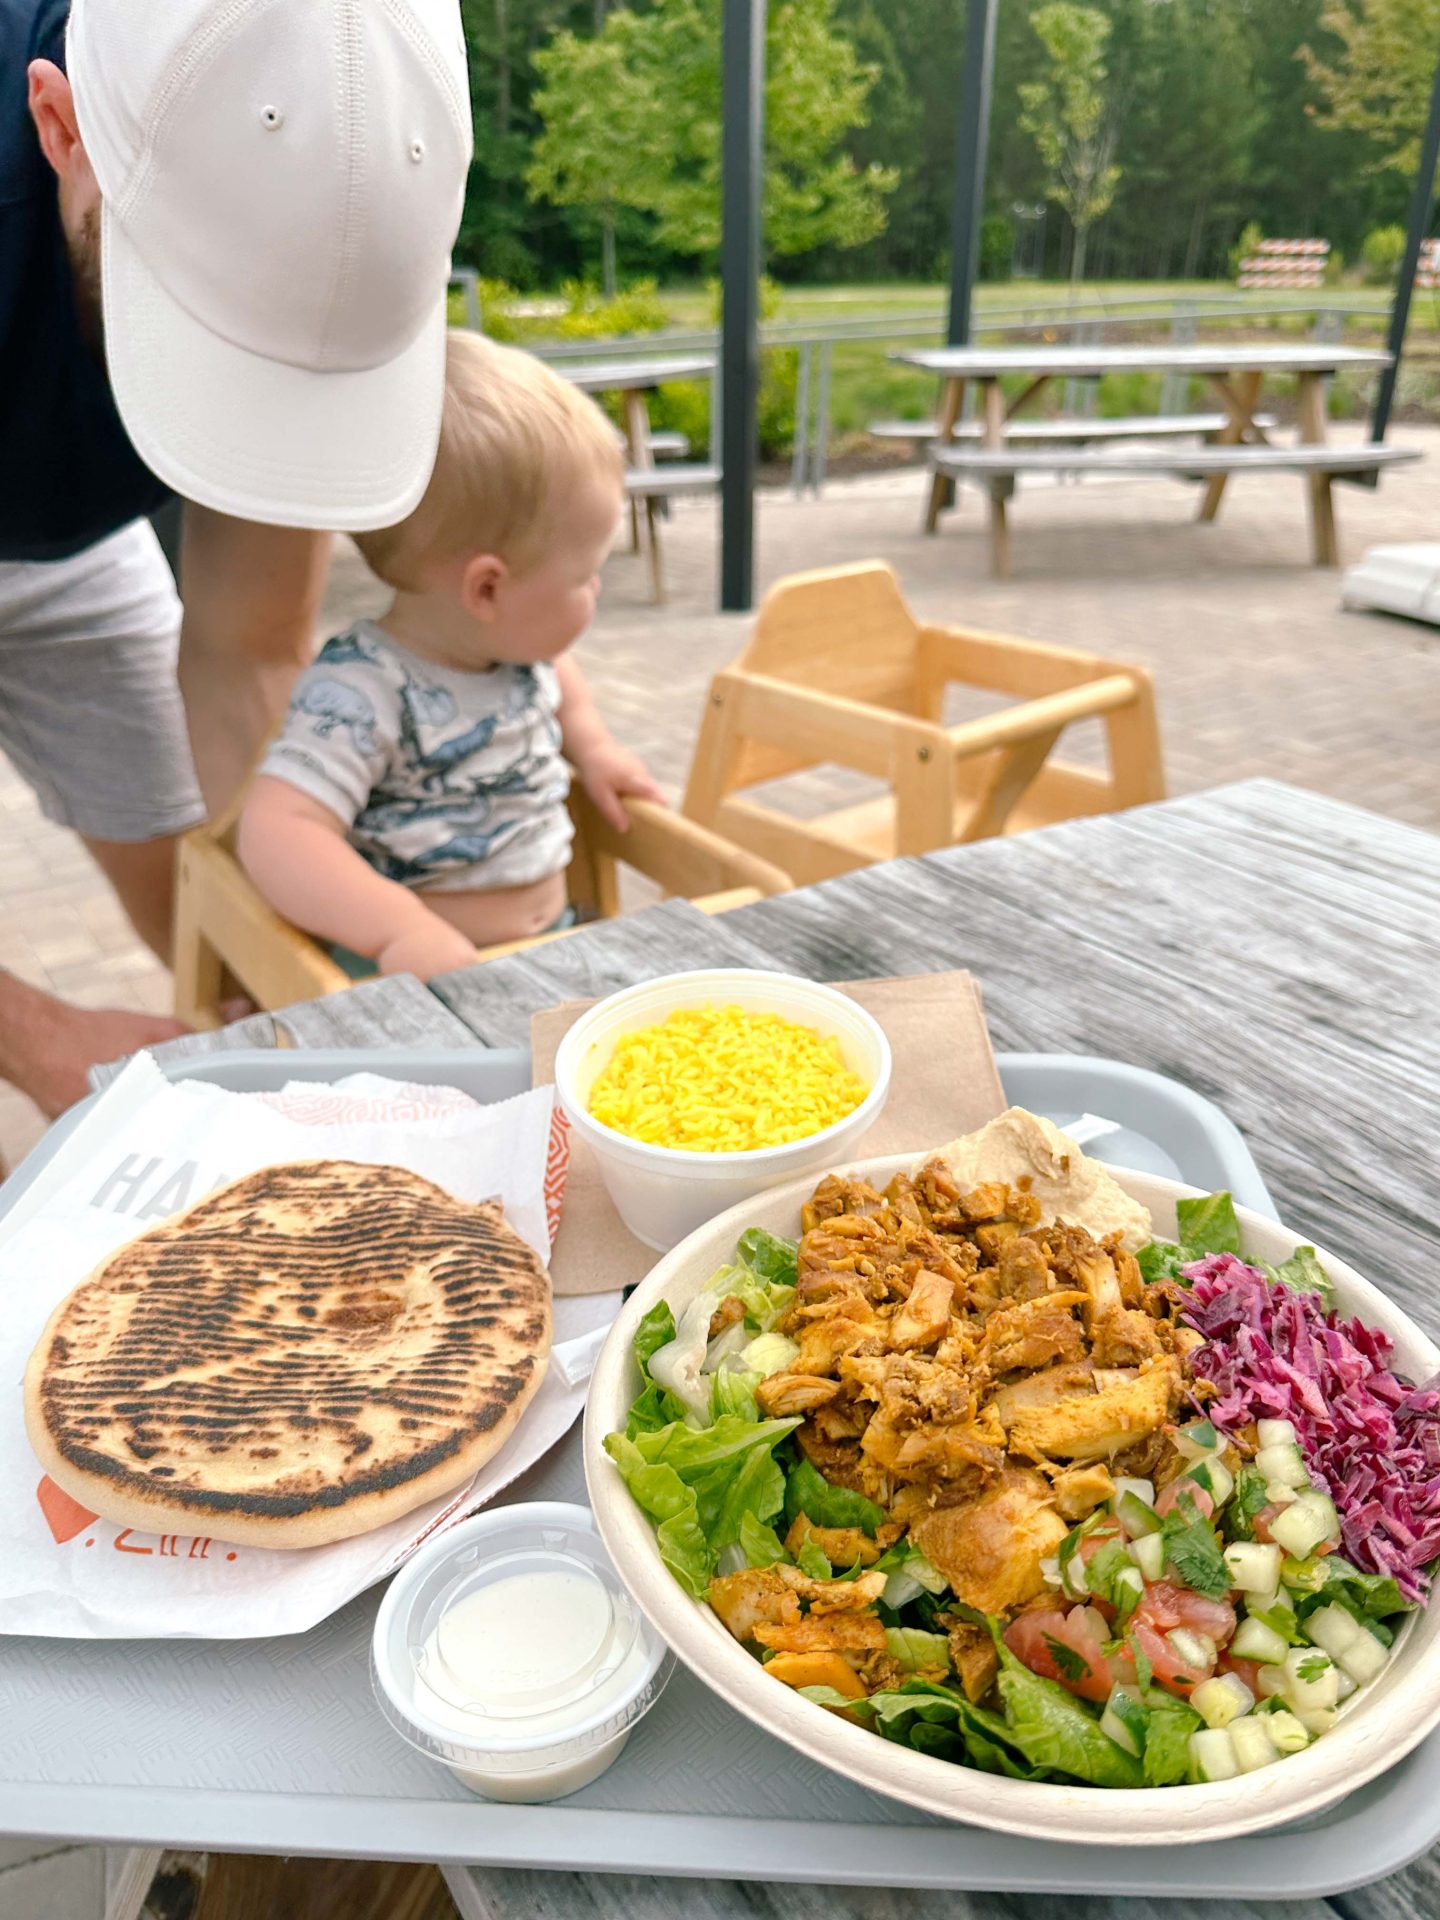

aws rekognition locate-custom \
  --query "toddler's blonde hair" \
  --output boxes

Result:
[356,330,624,589]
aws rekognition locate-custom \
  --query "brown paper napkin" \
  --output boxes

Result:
[530,970,1006,1297]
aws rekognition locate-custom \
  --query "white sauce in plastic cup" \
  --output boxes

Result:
[371,1503,672,1803]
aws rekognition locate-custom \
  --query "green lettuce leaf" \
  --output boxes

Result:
[736,1227,798,1289]
[1137,1238,1187,1285]
[884,1627,952,1674]
[740,1510,791,1568]
[993,1642,1146,1788]
[1298,1555,1413,1625]
[708,1366,761,1424]
[1265,1244,1336,1306]
[1141,1692,1202,1786]
[783,1456,886,1537]
[603,1433,714,1597]
[796,1537,832,1580]
[634,1301,677,1371]
[1175,1191,1241,1256]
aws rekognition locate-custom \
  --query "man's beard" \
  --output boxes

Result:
[66,204,104,353]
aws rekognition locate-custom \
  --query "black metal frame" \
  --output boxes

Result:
[1367,48,1440,453]
[719,0,765,611]
[947,0,999,347]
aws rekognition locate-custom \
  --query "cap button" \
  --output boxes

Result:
[261,105,284,130]
[409,138,425,163]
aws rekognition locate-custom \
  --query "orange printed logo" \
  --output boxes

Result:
[36,1477,98,1544]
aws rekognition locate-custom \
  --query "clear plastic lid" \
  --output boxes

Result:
[371,1502,671,1773]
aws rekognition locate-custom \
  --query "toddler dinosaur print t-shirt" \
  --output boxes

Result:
[259,622,573,890]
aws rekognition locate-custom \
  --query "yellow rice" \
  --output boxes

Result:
[587,1003,869,1153]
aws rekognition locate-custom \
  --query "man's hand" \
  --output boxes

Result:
[375,918,478,982]
[573,738,666,833]
[0,973,190,1118]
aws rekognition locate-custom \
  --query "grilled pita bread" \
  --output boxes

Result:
[24,1160,551,1549]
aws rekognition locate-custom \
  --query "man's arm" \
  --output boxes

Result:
[177,506,333,819]
[0,971,189,1120]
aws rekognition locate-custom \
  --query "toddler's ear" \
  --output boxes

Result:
[460,553,507,621]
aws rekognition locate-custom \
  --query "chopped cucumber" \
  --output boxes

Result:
[1113,1564,1145,1615]
[1335,1669,1359,1701]
[1112,1476,1156,1509]
[1100,1683,1148,1758]
[1189,1727,1239,1782]
[1280,1555,1328,1595]
[1131,1531,1166,1582]
[1224,1541,1283,1593]
[1232,1616,1288,1664]
[1186,1458,1235,1508]
[1254,1442,1309,1489]
[1039,1555,1063,1588]
[1061,1554,1091,1599]
[1282,1646,1340,1713]
[1229,1715,1279,1772]
[1256,1664,1289,1699]
[1266,1482,1300,1507]
[1337,1631,1389,1687]
[1305,1603,1363,1663]
[1257,1418,1298,1449]
[1192,1672,1255,1728]
[1263,1708,1311,1754]
[1167,1626,1215,1670]
[1174,1419,1221,1461]
[1116,1491,1163,1539]
[1298,1706,1339,1737]
[1086,1539,1136,1599]
[1269,1492,1337,1560]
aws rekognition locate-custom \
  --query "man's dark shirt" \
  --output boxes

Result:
[0,0,170,561]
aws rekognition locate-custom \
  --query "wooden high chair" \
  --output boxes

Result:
[172,781,792,1029]
[682,561,1165,884]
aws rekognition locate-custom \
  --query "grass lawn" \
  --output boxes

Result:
[468,278,1440,450]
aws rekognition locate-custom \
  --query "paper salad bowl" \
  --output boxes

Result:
[583,1158,1440,1846]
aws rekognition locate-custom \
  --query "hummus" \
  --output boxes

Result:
[938,1107,1152,1251]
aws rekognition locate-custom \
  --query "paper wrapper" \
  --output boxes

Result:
[532,969,1007,1298]
[0,1058,617,1640]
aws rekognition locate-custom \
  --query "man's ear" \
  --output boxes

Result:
[459,553,507,621]
[27,61,84,181]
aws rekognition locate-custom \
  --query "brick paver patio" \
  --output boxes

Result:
[2,422,1437,1171]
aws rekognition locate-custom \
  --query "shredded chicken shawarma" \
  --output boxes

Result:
[707,1157,1192,1706]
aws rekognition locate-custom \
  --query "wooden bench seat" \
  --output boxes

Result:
[870,411,1276,449]
[926,441,1420,575]
[622,464,721,601]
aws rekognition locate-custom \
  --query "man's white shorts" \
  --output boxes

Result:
[0,519,204,843]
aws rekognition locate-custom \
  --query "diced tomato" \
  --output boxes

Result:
[1129,1580,1234,1699]
[1219,1653,1263,1694]
[1155,1479,1215,1521]
[1076,1518,1126,1565]
[1251,1503,1285,1545]
[1004,1605,1137,1705]
[1134,1578,1237,1647]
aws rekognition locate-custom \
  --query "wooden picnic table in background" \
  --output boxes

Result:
[895,341,1396,570]
[100,777,1440,1920]
[562,354,719,600]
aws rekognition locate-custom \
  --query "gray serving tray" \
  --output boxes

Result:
[0,1047,1433,1899]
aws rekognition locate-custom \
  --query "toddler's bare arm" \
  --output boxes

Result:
[555,655,664,830]
[237,776,476,979]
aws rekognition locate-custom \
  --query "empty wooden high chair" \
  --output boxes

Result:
[682,561,1164,884]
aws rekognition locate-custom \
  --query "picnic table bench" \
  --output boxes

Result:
[896,341,1403,576]
[869,410,1278,452]
[562,354,718,604]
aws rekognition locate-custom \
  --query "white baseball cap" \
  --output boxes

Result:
[66,0,472,531]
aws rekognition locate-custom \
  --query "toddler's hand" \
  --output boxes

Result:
[375,918,478,982]
[575,739,666,832]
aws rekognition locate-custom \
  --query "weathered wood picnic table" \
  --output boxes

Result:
[562,353,719,601]
[894,341,1405,573]
[105,775,1440,1919]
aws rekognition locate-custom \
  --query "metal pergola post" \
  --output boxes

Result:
[720,0,765,611]
[1367,46,1440,453]
[946,0,998,346]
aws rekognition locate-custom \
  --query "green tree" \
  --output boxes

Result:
[528,23,660,293]
[528,0,896,269]
[1308,0,1440,175]
[1018,3,1121,283]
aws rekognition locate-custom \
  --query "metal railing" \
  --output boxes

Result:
[449,272,1398,496]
